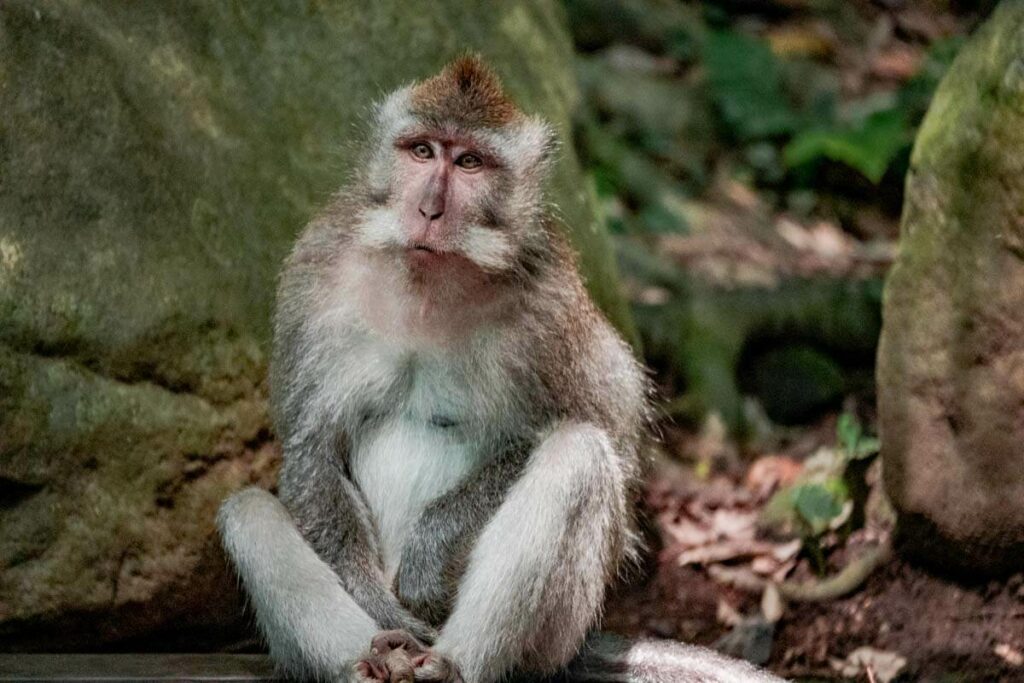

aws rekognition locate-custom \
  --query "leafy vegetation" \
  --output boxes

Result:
[762,412,881,573]
[704,30,798,141]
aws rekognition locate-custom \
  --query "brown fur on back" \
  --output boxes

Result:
[410,54,523,129]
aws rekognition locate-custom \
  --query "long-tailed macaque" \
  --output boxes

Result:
[218,55,784,683]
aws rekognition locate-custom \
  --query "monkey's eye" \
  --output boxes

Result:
[455,153,483,172]
[410,142,434,160]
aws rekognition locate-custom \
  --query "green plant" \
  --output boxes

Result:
[763,412,880,574]
[784,107,910,183]
[782,38,964,184]
[836,411,880,461]
[703,30,797,141]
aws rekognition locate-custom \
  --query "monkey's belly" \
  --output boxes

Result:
[350,417,478,579]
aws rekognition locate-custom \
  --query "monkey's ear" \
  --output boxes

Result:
[506,115,559,176]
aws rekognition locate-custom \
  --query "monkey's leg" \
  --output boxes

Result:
[218,488,379,681]
[279,444,437,643]
[433,422,626,683]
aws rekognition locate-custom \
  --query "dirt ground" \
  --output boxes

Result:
[603,446,1024,682]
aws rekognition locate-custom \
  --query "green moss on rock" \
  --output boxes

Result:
[877,1,1024,575]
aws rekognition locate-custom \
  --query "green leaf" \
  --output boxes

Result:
[852,436,881,459]
[783,107,910,183]
[836,412,861,455]
[703,30,797,140]
[793,483,843,535]
[836,412,881,460]
[638,203,688,234]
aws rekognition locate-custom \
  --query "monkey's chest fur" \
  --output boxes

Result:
[341,338,532,621]
[350,403,478,578]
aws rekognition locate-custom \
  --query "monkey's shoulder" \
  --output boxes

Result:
[515,289,649,445]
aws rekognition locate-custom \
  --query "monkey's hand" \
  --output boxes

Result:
[352,630,462,683]
[351,647,414,683]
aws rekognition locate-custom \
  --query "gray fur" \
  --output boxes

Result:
[395,444,529,626]
[553,634,786,683]
[278,443,436,643]
[218,65,784,683]
[217,488,379,680]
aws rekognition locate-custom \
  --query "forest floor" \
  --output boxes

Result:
[569,2,1024,679]
[602,417,1024,682]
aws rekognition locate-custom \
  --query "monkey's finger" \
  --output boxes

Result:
[384,649,415,683]
[372,629,427,656]
[413,654,463,683]
[353,656,389,682]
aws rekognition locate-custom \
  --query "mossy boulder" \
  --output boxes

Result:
[877,1,1024,575]
[0,1,629,649]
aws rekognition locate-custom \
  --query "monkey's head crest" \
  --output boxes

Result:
[409,54,524,129]
[368,54,558,182]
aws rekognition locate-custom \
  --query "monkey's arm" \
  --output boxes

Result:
[432,422,627,683]
[278,439,437,643]
[395,448,527,625]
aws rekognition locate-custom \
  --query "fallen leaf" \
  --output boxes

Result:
[677,539,777,566]
[761,583,784,623]
[709,508,758,541]
[658,512,714,548]
[751,555,780,576]
[831,647,907,683]
[708,564,766,592]
[871,45,924,81]
[745,455,804,496]
[717,599,742,627]
[771,539,803,562]
[995,643,1024,667]
[766,24,835,59]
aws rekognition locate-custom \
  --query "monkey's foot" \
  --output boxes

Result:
[370,630,429,658]
[352,648,416,683]
[410,651,463,683]
[357,630,462,683]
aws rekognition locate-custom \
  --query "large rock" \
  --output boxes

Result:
[877,1,1024,575]
[0,1,630,649]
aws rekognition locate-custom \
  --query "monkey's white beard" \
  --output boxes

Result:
[354,206,404,251]
[355,207,514,274]
[458,225,514,271]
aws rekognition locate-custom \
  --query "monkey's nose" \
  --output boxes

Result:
[418,207,444,221]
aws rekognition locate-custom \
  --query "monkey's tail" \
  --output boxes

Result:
[554,632,788,683]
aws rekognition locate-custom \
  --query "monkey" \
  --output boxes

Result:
[217,55,785,683]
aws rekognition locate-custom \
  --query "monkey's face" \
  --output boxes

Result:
[391,133,516,273]
[355,59,557,293]
[356,118,555,282]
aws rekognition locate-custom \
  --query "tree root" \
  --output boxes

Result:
[777,539,893,602]
[711,539,893,603]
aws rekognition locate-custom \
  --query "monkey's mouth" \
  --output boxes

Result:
[405,243,475,272]
[406,243,448,267]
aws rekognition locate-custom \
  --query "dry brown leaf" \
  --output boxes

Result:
[831,647,907,683]
[871,45,924,81]
[766,24,835,59]
[716,599,743,627]
[761,583,784,623]
[709,508,758,541]
[995,643,1024,667]
[770,558,798,584]
[707,564,766,592]
[677,539,777,566]
[658,512,714,548]
[745,455,804,495]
